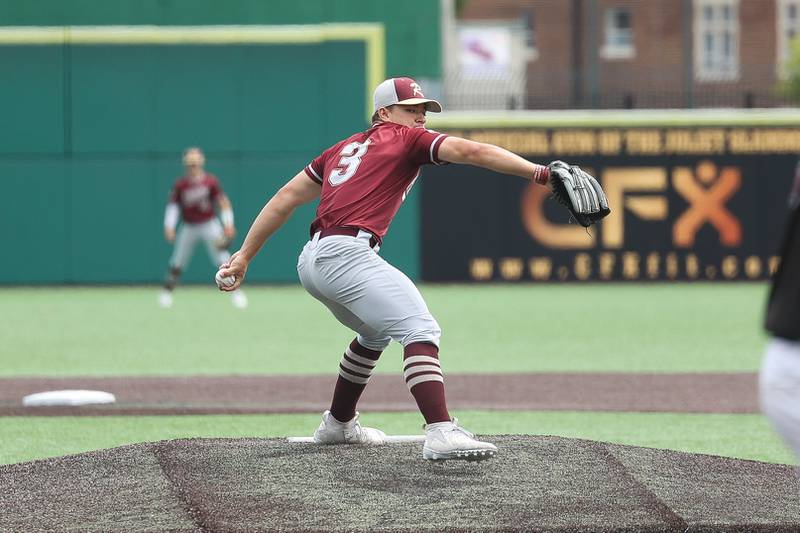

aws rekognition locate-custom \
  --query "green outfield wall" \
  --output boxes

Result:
[0,1,441,284]
[0,0,440,78]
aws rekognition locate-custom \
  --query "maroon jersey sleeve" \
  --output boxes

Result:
[405,128,449,166]
[305,141,348,185]
[304,153,326,184]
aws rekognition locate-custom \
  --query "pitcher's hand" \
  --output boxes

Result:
[217,250,248,291]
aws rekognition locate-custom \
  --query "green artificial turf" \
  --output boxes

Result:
[0,410,793,466]
[0,283,770,376]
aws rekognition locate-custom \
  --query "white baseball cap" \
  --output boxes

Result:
[373,77,443,113]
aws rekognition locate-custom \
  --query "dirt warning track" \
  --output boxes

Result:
[0,372,757,415]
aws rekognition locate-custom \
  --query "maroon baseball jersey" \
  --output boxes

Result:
[168,174,222,224]
[304,122,448,240]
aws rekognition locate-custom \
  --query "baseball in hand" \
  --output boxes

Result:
[215,270,236,289]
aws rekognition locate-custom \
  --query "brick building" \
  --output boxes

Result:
[447,0,799,109]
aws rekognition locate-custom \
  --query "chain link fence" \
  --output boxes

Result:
[442,65,796,111]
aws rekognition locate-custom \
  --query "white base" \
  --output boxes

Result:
[22,390,116,407]
[287,435,425,443]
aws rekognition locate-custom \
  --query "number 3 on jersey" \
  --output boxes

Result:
[328,140,371,186]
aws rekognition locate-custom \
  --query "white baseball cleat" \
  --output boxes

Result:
[231,290,248,309]
[313,410,386,445]
[423,418,498,461]
[158,290,173,308]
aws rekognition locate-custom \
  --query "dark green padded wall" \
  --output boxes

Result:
[0,0,441,283]
[0,0,441,77]
[0,41,378,283]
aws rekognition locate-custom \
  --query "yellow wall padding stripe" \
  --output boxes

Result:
[0,24,385,121]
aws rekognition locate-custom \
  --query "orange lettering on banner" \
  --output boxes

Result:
[622,252,640,279]
[499,258,524,280]
[529,257,552,280]
[551,130,597,154]
[521,184,596,249]
[665,253,679,279]
[769,256,781,274]
[598,130,622,154]
[646,252,660,279]
[673,161,742,247]
[601,168,668,249]
[664,129,725,154]
[598,253,616,280]
[686,254,700,279]
[745,256,762,278]
[625,129,662,154]
[574,253,592,280]
[470,258,493,281]
[722,256,738,279]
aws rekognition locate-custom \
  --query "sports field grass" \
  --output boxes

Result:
[0,411,793,466]
[1,283,787,469]
[0,283,769,375]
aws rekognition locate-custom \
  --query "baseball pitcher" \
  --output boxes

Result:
[217,77,609,461]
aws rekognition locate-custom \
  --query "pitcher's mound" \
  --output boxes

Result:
[1,435,797,532]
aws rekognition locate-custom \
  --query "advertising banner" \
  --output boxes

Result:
[421,126,798,281]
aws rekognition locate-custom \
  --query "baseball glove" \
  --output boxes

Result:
[215,235,234,250]
[547,161,611,228]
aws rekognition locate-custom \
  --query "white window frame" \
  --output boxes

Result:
[600,7,635,60]
[449,20,528,110]
[777,0,800,77]
[694,0,740,81]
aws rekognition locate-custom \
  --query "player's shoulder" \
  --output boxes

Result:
[204,173,220,184]
[319,130,369,158]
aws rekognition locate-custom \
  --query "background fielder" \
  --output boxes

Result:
[161,147,247,309]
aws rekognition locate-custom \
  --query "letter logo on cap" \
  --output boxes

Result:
[410,82,424,97]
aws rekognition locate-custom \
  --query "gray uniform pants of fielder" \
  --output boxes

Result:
[297,231,442,352]
[760,336,800,463]
[170,219,230,269]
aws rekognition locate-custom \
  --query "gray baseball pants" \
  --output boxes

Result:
[170,219,230,269]
[760,336,800,463]
[296,230,441,351]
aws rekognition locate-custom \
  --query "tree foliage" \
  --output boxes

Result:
[779,36,800,102]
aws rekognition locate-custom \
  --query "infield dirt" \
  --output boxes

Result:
[0,372,758,415]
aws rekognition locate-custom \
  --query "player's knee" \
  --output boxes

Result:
[169,266,182,277]
[398,315,441,347]
[356,334,391,352]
